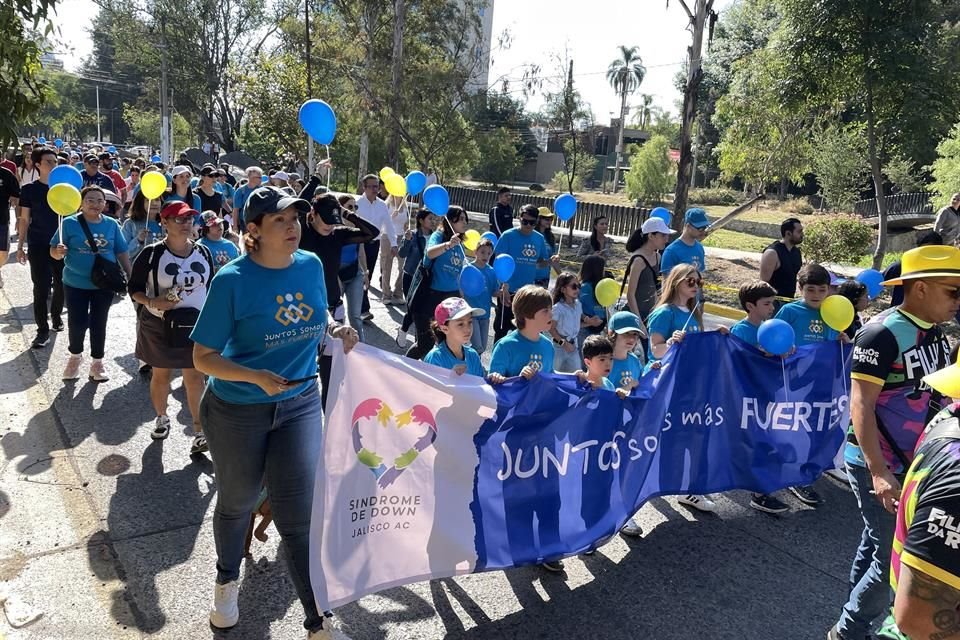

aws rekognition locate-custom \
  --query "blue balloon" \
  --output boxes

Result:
[405,171,427,196]
[460,265,486,298]
[298,99,337,145]
[54,138,63,148]
[480,231,498,247]
[493,254,516,283]
[856,268,885,299]
[423,184,449,216]
[151,155,161,163]
[108,145,117,154]
[38,136,46,144]
[48,165,83,191]
[554,193,577,222]
[757,319,795,356]
[651,206,671,224]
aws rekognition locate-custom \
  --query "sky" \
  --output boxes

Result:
[50,0,733,124]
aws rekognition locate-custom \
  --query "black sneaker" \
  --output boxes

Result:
[750,493,790,514]
[790,485,823,506]
[51,318,64,332]
[540,559,565,573]
[620,519,644,537]
[31,331,50,349]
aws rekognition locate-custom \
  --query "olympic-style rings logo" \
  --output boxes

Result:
[275,292,315,326]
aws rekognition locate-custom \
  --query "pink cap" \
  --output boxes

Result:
[434,297,485,325]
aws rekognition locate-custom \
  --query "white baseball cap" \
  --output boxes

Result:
[171,165,192,177]
[641,217,675,235]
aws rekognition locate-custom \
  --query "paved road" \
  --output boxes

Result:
[0,245,863,639]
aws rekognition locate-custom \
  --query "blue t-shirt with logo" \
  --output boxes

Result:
[51,214,128,290]
[199,237,240,272]
[489,329,555,377]
[609,352,643,389]
[190,250,329,404]
[424,230,467,293]
[535,234,557,282]
[660,238,705,275]
[423,341,485,377]
[463,262,498,315]
[774,300,837,346]
[494,228,550,292]
[730,318,761,347]
[646,304,701,362]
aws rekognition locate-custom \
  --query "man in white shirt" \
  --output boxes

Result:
[356,173,399,318]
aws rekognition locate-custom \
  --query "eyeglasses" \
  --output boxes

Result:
[684,277,702,288]
[520,218,538,226]
[930,281,960,299]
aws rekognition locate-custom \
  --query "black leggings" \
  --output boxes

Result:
[405,288,457,360]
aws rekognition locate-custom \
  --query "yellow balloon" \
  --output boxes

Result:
[821,294,855,332]
[386,173,407,198]
[594,277,620,308]
[140,172,167,200]
[463,229,480,252]
[379,166,395,182]
[47,183,81,217]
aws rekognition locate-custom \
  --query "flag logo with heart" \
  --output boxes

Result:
[351,398,438,489]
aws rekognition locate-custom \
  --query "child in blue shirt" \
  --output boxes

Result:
[581,335,628,398]
[774,263,844,346]
[646,264,704,365]
[489,285,555,379]
[424,297,504,384]
[463,238,498,353]
[607,311,645,392]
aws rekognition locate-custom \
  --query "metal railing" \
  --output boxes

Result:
[853,192,933,218]
[446,186,651,236]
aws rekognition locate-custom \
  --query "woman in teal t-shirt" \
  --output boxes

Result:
[406,205,468,360]
[190,185,359,636]
[50,185,131,383]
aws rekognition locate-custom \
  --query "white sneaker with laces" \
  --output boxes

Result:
[678,494,717,513]
[209,580,239,629]
[308,615,352,639]
[62,355,82,381]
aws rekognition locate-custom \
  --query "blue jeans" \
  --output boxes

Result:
[64,285,114,358]
[837,462,897,638]
[554,343,581,373]
[200,384,324,632]
[471,315,490,353]
[341,272,365,342]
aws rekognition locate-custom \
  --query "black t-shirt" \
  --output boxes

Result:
[0,166,21,226]
[194,188,224,216]
[299,214,380,309]
[20,182,59,248]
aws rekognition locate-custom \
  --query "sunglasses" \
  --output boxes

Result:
[344,204,357,211]
[566,282,581,290]
[685,277,702,287]
[520,218,538,226]
[167,216,194,225]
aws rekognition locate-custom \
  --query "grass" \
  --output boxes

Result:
[701,229,771,254]
[853,252,903,269]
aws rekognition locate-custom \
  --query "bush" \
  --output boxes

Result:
[625,134,674,204]
[687,187,739,205]
[549,170,584,193]
[785,198,815,215]
[804,214,874,265]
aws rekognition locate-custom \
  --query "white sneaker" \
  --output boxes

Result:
[62,355,82,381]
[678,494,717,513]
[308,615,352,639]
[209,580,239,629]
[88,358,109,382]
[395,327,409,349]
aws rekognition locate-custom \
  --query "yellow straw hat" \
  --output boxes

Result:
[880,245,960,286]
[537,206,554,218]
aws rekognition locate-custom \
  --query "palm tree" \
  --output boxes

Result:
[606,45,646,193]
[638,93,654,130]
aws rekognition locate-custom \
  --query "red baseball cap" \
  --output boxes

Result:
[160,201,199,219]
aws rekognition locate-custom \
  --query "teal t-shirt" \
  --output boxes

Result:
[199,237,240,271]
[424,230,467,293]
[489,330,555,377]
[730,318,760,347]
[600,377,615,391]
[190,250,329,404]
[494,228,549,292]
[609,352,643,389]
[646,304,701,362]
[463,262,498,315]
[660,238,705,274]
[580,282,602,317]
[774,300,837,346]
[51,214,128,290]
[535,235,556,282]
[423,341,485,377]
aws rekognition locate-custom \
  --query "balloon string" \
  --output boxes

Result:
[680,300,701,333]
[324,145,332,185]
[781,356,789,403]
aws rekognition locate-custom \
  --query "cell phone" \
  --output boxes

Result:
[285,374,319,386]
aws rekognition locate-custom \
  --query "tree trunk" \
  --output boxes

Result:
[778,175,787,200]
[386,0,405,168]
[865,82,887,270]
[612,88,627,193]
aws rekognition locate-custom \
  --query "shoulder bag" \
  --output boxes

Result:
[77,214,128,295]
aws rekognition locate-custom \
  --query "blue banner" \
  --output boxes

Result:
[470,332,851,571]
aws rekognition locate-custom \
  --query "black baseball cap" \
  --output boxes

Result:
[245,186,310,222]
[312,194,343,225]
[83,153,99,163]
[199,163,221,177]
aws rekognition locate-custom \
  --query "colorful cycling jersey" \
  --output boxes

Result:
[844,307,951,472]
[877,407,960,639]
